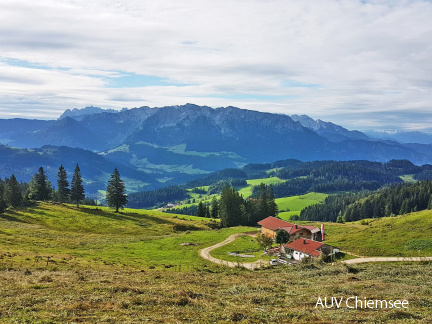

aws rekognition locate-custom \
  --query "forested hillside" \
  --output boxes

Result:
[127,158,432,212]
[300,180,432,222]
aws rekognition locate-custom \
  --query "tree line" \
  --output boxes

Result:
[300,180,432,222]
[0,165,128,214]
[165,183,279,227]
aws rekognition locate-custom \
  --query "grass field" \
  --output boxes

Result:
[0,203,251,270]
[275,192,328,220]
[297,209,432,257]
[0,260,431,322]
[237,177,285,198]
[2,203,432,322]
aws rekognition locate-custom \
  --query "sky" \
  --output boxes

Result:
[1,0,432,131]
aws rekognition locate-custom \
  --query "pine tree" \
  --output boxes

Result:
[219,185,247,227]
[196,201,206,217]
[0,198,6,214]
[57,165,70,204]
[29,167,51,201]
[267,185,278,217]
[4,174,22,207]
[258,183,268,218]
[210,196,219,218]
[106,168,128,212]
[70,164,85,208]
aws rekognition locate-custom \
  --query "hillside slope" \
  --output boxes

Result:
[317,210,432,257]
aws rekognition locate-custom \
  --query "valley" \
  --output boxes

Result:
[2,104,432,196]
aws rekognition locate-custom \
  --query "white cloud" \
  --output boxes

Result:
[0,0,431,130]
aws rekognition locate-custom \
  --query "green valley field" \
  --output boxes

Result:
[1,203,432,323]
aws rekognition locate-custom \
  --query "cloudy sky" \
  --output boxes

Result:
[1,0,432,131]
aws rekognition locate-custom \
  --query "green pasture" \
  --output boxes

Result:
[276,192,328,220]
[237,177,285,197]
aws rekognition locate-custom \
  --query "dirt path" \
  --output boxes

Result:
[199,232,266,270]
[342,256,432,264]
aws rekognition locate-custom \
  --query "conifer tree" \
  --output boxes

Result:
[196,201,206,217]
[258,183,268,218]
[70,164,85,208]
[57,165,70,204]
[210,196,219,218]
[106,168,127,212]
[267,185,278,217]
[4,174,22,207]
[219,184,246,227]
[29,167,51,201]
[0,198,6,214]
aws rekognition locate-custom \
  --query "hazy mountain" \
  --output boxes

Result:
[0,118,54,146]
[59,106,124,121]
[0,144,158,195]
[1,104,432,193]
[291,114,370,142]
[365,130,432,145]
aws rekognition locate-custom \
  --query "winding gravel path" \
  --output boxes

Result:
[342,256,432,264]
[199,232,266,270]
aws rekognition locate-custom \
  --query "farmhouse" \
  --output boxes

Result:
[257,216,322,241]
[285,238,339,261]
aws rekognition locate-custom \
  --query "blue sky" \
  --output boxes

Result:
[1,0,432,131]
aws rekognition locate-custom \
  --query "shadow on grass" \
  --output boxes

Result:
[67,205,205,231]
[0,210,27,223]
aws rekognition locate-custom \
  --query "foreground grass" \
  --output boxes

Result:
[0,262,431,323]
[0,202,252,270]
[2,203,432,322]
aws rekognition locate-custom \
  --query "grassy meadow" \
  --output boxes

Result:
[1,203,432,322]
[276,192,328,220]
[237,177,285,198]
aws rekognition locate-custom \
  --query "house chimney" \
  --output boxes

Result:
[295,224,298,229]
[303,239,306,244]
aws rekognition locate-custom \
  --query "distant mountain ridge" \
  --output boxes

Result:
[1,104,432,195]
[290,114,371,142]
[59,106,125,121]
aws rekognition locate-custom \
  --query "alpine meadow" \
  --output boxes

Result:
[2,1,432,323]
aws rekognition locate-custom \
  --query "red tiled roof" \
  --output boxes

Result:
[302,225,316,231]
[258,216,319,235]
[284,238,324,256]
[257,216,294,230]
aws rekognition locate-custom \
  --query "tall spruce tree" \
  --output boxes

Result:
[4,174,22,207]
[196,201,206,218]
[0,197,6,214]
[219,184,246,227]
[267,185,278,217]
[106,168,128,212]
[210,196,219,218]
[29,167,51,201]
[57,165,70,203]
[258,183,269,218]
[70,164,85,208]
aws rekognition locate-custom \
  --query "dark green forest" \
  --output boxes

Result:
[126,159,432,210]
[300,180,432,222]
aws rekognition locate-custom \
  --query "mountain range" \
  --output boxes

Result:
[1,104,432,195]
